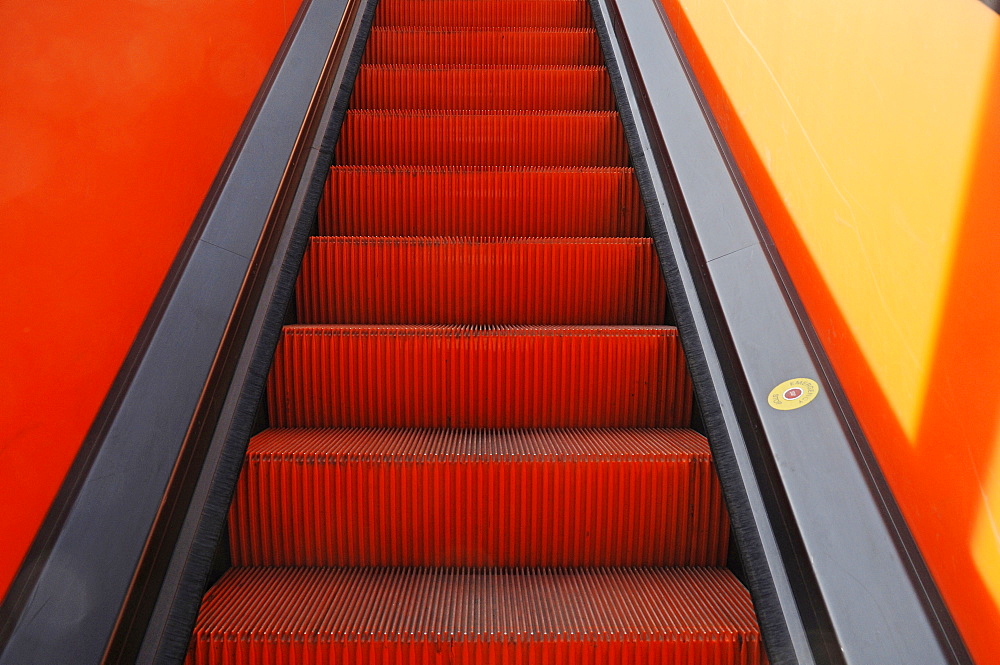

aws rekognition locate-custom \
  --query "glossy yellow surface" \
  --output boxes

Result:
[665,0,1000,660]
[681,0,994,438]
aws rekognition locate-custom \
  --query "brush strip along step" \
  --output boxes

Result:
[319,166,645,237]
[350,65,614,111]
[296,237,667,325]
[336,110,628,167]
[186,567,763,665]
[267,325,692,429]
[374,0,593,28]
[362,27,603,65]
[229,428,729,567]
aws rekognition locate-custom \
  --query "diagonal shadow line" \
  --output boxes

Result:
[910,32,1000,660]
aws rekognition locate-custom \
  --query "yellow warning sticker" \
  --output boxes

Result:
[767,378,820,411]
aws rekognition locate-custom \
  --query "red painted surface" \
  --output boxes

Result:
[0,0,302,600]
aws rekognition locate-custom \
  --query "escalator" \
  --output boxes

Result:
[183,1,764,662]
[0,1,972,664]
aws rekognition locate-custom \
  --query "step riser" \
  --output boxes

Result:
[319,167,645,237]
[375,0,593,28]
[297,238,667,325]
[230,453,728,567]
[351,66,614,111]
[267,327,692,428]
[336,112,628,167]
[187,568,763,665]
[362,29,603,65]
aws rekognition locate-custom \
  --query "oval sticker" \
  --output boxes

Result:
[768,378,820,411]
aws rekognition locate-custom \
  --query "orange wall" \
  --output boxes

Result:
[660,0,1000,661]
[0,0,302,600]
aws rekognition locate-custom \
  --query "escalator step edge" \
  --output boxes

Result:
[186,568,763,665]
[229,427,729,567]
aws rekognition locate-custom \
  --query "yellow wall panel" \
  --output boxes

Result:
[680,0,994,436]
[665,0,1000,660]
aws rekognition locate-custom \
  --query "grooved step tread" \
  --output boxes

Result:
[187,568,763,665]
[319,166,645,237]
[296,237,667,325]
[187,0,767,659]
[335,110,628,167]
[350,65,614,110]
[375,0,593,28]
[267,325,692,429]
[362,27,603,65]
[229,428,729,567]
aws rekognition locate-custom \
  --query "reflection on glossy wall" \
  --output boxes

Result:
[0,0,302,600]
[661,0,1000,660]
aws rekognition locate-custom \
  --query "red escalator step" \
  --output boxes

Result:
[296,237,666,325]
[350,65,614,110]
[362,27,603,65]
[335,110,627,166]
[187,567,763,665]
[267,325,692,428]
[374,0,593,28]
[229,428,729,567]
[319,166,645,237]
